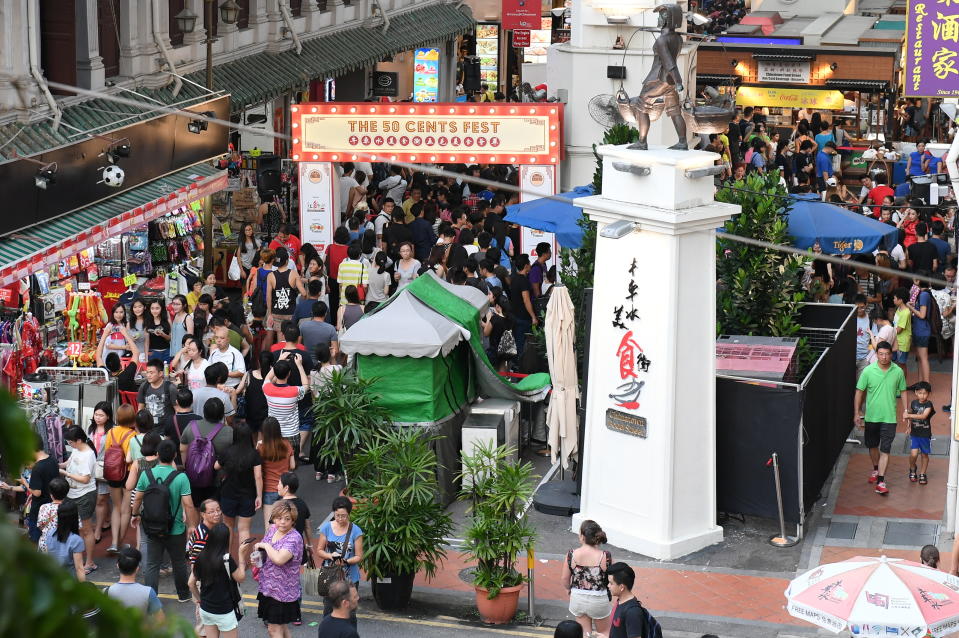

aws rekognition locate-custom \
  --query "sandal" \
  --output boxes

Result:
[909,469,918,482]
[84,564,98,575]
[919,474,928,485]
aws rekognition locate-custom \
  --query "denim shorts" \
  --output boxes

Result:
[893,350,909,363]
[263,491,281,506]
[914,335,930,348]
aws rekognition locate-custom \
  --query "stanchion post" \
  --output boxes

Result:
[527,545,535,620]
[768,452,799,547]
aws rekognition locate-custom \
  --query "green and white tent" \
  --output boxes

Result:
[339,272,551,426]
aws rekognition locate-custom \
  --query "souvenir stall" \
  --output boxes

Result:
[0,164,227,370]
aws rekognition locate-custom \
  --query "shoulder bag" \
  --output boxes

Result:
[222,553,245,621]
[316,522,353,597]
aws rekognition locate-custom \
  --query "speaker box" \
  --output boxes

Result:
[463,57,481,93]
[256,154,282,201]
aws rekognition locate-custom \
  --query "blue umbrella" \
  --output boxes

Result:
[504,185,594,249]
[787,193,898,254]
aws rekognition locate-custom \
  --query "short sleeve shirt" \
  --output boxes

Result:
[610,598,646,638]
[135,465,192,536]
[44,529,85,570]
[856,362,906,424]
[319,521,364,583]
[138,380,177,428]
[258,524,303,602]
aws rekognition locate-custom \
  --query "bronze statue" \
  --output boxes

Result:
[618,4,688,151]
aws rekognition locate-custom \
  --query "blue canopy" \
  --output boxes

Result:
[787,193,899,255]
[504,185,594,249]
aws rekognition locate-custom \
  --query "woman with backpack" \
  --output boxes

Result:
[216,423,262,550]
[257,418,294,530]
[189,522,252,638]
[103,404,137,554]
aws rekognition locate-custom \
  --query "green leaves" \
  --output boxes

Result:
[347,429,454,581]
[457,442,537,599]
[716,170,809,340]
[310,369,392,485]
[0,389,192,637]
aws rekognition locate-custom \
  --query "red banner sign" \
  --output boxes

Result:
[512,29,531,47]
[501,0,539,30]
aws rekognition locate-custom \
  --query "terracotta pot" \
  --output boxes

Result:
[474,584,523,624]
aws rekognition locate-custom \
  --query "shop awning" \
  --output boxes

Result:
[186,3,475,113]
[697,74,742,86]
[0,162,226,287]
[751,53,816,61]
[824,79,890,92]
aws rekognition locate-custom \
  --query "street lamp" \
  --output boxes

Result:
[175,0,240,89]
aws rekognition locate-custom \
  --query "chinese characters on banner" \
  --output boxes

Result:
[608,259,652,412]
[906,0,959,97]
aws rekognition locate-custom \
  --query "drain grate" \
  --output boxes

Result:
[827,521,859,540]
[883,521,939,546]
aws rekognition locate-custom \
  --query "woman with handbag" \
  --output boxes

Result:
[189,522,253,638]
[483,290,515,373]
[255,499,304,638]
[316,496,364,626]
[336,286,364,334]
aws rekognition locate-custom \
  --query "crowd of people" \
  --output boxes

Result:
[2,159,565,637]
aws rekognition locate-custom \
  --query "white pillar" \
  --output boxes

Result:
[75,0,105,90]
[572,144,736,560]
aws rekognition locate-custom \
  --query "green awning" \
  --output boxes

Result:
[187,3,475,112]
[0,83,221,161]
[0,162,224,283]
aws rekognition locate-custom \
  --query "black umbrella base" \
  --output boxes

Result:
[533,477,580,517]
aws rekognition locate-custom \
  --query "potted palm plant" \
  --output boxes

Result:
[457,442,537,624]
[310,369,391,488]
[348,428,454,610]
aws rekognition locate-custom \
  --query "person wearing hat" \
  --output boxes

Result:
[816,141,838,199]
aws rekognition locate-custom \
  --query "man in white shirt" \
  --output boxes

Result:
[338,162,358,221]
[207,326,245,388]
[379,166,407,205]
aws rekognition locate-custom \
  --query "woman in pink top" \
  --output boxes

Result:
[255,499,303,637]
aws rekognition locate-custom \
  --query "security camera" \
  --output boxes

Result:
[100,165,126,188]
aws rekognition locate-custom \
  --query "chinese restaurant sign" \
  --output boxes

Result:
[290,103,562,165]
[906,0,959,97]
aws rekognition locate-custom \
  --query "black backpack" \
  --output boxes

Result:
[141,468,180,537]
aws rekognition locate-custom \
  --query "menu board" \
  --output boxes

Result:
[476,24,499,88]
[413,47,440,103]
[524,18,553,65]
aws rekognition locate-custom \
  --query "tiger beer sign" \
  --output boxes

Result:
[290,102,563,165]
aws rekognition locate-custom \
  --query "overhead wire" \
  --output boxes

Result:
[5,76,955,291]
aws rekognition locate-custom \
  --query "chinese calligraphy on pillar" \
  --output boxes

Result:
[608,259,652,413]
[907,0,959,97]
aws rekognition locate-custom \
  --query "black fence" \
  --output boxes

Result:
[716,304,856,525]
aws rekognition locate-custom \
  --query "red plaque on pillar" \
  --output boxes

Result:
[501,0,539,30]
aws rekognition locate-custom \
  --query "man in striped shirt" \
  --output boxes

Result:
[263,354,309,455]
[336,244,369,305]
[186,499,222,565]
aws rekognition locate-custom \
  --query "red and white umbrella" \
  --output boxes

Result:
[785,556,959,636]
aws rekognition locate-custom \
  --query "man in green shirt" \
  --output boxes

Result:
[854,341,907,495]
[132,439,196,602]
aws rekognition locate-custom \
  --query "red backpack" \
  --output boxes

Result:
[103,429,134,482]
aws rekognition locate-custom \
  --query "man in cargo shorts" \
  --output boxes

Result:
[854,341,907,495]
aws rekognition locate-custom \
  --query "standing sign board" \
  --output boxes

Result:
[905,0,959,97]
[413,48,441,103]
[518,165,558,270]
[298,162,336,252]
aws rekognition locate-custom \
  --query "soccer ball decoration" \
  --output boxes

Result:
[102,165,125,188]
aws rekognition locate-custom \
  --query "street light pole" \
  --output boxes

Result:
[206,0,214,89]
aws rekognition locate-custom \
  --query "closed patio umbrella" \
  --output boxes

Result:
[545,284,579,469]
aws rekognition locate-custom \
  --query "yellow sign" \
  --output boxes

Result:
[123,274,138,287]
[735,86,845,110]
[290,103,562,165]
